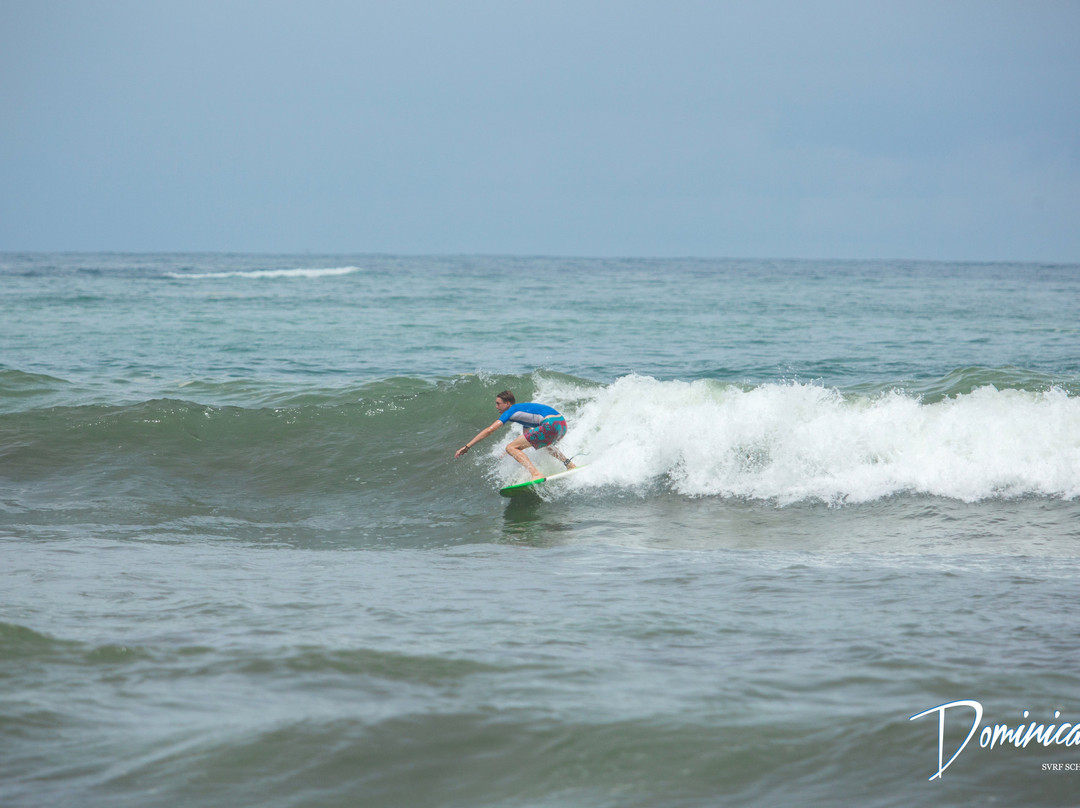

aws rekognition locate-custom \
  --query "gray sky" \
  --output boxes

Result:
[2,0,1078,260]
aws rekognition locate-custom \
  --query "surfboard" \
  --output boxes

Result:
[499,465,587,498]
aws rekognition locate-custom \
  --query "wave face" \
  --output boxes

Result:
[3,371,1077,510]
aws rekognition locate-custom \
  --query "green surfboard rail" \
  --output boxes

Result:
[499,465,587,498]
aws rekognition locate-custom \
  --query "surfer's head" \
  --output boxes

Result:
[495,390,515,412]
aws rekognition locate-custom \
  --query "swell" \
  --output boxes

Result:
[0,621,506,681]
[2,707,1036,808]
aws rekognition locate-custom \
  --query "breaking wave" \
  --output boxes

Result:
[2,370,1078,506]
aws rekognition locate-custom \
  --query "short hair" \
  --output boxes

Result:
[496,390,516,405]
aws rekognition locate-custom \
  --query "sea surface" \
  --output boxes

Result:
[2,253,1080,807]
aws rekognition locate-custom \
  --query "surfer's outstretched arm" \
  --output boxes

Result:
[455,420,502,458]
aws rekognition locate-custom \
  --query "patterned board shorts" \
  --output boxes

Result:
[524,417,567,449]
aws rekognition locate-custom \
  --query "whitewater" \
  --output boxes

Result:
[517,374,1080,503]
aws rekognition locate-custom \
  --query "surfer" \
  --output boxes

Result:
[454,390,576,480]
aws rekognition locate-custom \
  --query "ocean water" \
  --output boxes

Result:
[2,253,1079,807]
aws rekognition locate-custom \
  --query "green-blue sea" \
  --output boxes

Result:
[3,253,1080,807]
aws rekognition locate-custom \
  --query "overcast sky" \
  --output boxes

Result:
[2,1,1078,260]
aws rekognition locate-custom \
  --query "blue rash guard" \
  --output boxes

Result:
[499,402,567,449]
[498,402,562,429]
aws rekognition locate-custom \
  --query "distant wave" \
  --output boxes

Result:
[166,266,361,280]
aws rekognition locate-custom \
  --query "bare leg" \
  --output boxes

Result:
[505,435,542,479]
[545,445,576,469]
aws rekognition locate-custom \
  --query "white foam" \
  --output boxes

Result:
[167,266,361,280]
[533,375,1080,504]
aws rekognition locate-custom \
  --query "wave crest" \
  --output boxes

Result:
[166,266,361,280]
